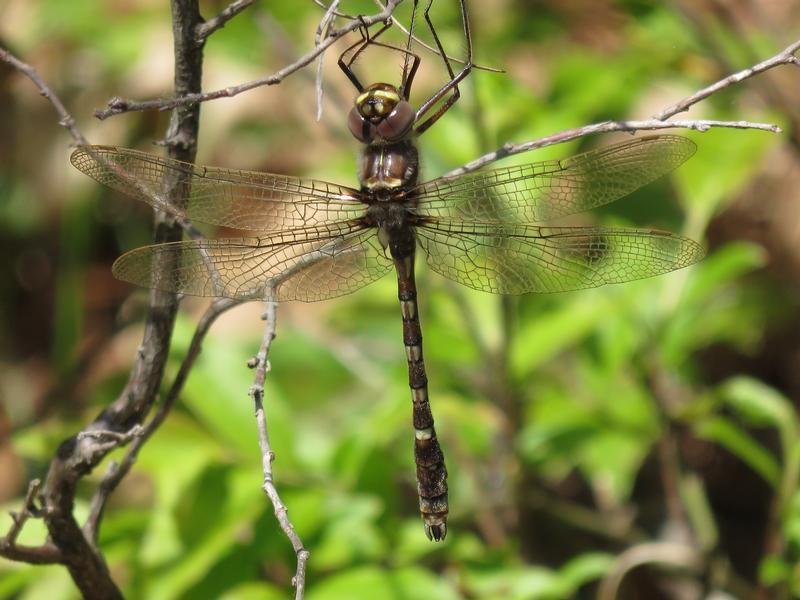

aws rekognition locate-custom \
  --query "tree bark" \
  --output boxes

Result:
[39,1,205,597]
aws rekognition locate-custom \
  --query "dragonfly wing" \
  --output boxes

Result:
[71,146,365,231]
[417,221,704,294]
[112,224,392,302]
[413,135,696,223]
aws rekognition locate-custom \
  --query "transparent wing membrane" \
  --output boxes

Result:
[418,221,704,294]
[74,136,702,301]
[413,136,696,224]
[112,224,392,302]
[71,146,365,231]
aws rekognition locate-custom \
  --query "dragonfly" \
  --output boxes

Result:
[70,0,703,541]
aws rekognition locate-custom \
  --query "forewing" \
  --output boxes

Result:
[413,136,696,224]
[112,224,392,302]
[71,145,364,231]
[417,221,704,294]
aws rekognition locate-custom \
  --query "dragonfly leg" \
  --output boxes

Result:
[338,15,422,101]
[413,0,473,136]
[339,17,383,92]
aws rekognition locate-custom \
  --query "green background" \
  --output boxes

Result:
[1,0,799,598]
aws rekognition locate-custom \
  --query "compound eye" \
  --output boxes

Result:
[376,100,414,142]
[348,106,376,143]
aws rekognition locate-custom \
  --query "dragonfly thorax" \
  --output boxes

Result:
[358,139,419,192]
[348,83,415,144]
[365,199,413,231]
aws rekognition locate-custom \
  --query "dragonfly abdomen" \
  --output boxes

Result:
[392,241,449,541]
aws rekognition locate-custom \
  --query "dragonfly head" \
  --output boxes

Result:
[349,83,415,144]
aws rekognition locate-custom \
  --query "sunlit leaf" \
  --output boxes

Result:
[307,566,460,600]
[219,581,287,600]
[694,416,780,487]
[719,377,797,434]
[510,291,614,377]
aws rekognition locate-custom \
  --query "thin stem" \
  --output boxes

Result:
[314,0,340,121]
[3,480,43,546]
[195,0,255,42]
[0,542,62,564]
[597,542,704,600]
[442,38,800,178]
[83,299,241,543]
[443,118,780,178]
[0,46,88,145]
[312,0,502,72]
[95,0,403,120]
[248,301,309,600]
[15,0,209,595]
[654,38,800,121]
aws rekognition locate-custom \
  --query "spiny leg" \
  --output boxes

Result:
[337,13,423,102]
[413,0,473,135]
[338,17,392,92]
[399,0,421,99]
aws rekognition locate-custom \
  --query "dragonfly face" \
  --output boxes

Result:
[69,1,704,543]
[348,83,416,144]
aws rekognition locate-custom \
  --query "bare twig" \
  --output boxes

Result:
[312,0,502,73]
[94,0,403,119]
[248,301,309,600]
[12,1,209,596]
[78,425,145,444]
[597,542,704,600]
[654,38,800,121]
[0,46,88,145]
[0,541,62,564]
[73,145,205,240]
[4,480,43,546]
[0,482,61,565]
[76,425,145,453]
[195,0,256,42]
[443,118,780,178]
[443,38,800,178]
[83,298,241,543]
[372,0,501,73]
[315,0,340,121]
[0,45,204,241]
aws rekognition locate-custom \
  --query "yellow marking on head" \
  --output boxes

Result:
[356,89,400,118]
[370,89,400,103]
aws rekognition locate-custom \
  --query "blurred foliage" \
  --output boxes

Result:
[2,0,800,598]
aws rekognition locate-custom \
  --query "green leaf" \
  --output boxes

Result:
[556,553,616,592]
[694,416,780,487]
[464,565,559,600]
[219,582,288,600]
[680,242,766,308]
[464,555,613,600]
[142,467,265,599]
[680,474,719,552]
[579,433,650,504]
[13,565,78,600]
[307,566,460,600]
[785,489,800,553]
[676,128,779,218]
[759,554,792,587]
[719,377,797,434]
[312,495,387,569]
[510,291,614,377]
[660,243,767,365]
